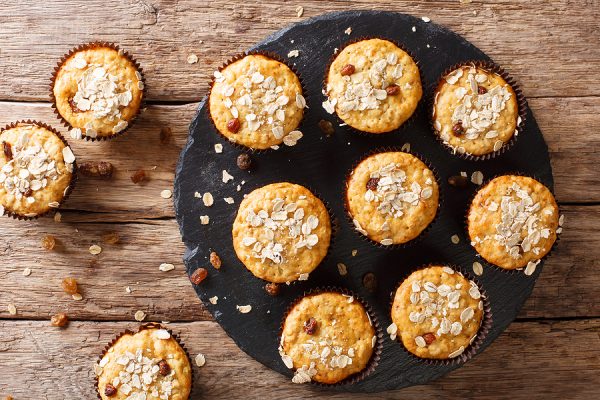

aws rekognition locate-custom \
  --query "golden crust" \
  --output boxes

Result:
[232,182,331,283]
[97,328,192,400]
[467,175,559,269]
[209,54,304,149]
[0,124,73,217]
[326,38,422,133]
[433,66,519,156]
[281,292,375,384]
[346,152,438,244]
[53,46,143,137]
[391,266,484,359]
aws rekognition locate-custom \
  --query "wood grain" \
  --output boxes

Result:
[0,0,598,102]
[0,319,598,399]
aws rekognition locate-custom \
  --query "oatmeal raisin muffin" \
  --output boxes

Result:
[467,175,560,270]
[232,182,331,283]
[0,122,75,218]
[95,326,192,400]
[52,43,144,139]
[433,64,520,156]
[209,54,306,150]
[390,265,484,359]
[346,151,438,245]
[279,291,377,384]
[323,38,422,133]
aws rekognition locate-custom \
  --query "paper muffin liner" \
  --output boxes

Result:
[206,50,308,154]
[95,322,194,400]
[464,172,562,275]
[322,36,425,136]
[388,263,493,366]
[50,41,147,142]
[0,120,78,221]
[429,60,527,161]
[343,147,443,250]
[279,286,383,386]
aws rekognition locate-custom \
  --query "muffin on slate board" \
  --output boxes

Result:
[467,175,561,271]
[209,54,306,150]
[323,38,422,133]
[232,182,331,283]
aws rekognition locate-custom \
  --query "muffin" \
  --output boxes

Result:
[279,291,377,384]
[346,151,438,246]
[232,182,331,283]
[95,326,192,399]
[467,175,560,270]
[209,54,306,150]
[432,64,520,156]
[52,43,144,139]
[323,38,422,133]
[0,122,75,218]
[390,265,484,359]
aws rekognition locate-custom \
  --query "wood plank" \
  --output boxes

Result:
[0,0,598,102]
[0,319,598,399]
[0,205,596,322]
[0,97,598,210]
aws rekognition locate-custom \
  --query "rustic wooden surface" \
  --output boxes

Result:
[0,1,598,399]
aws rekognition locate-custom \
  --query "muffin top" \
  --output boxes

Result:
[95,327,192,400]
[209,54,305,150]
[323,38,422,133]
[279,292,376,384]
[390,266,484,359]
[0,123,74,218]
[468,175,560,270]
[346,151,438,245]
[232,183,331,283]
[53,45,144,139]
[433,65,519,156]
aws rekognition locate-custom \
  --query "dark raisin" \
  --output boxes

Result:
[477,85,487,95]
[452,122,465,136]
[2,141,12,160]
[158,359,171,376]
[236,153,252,170]
[303,317,318,335]
[130,169,146,184]
[366,177,379,191]
[209,251,221,269]
[340,64,356,76]
[79,161,114,179]
[362,272,378,293]
[23,188,33,197]
[190,268,208,285]
[386,84,400,95]
[317,120,335,136]
[423,332,436,345]
[264,282,280,296]
[104,384,117,397]
[447,175,469,188]
[227,118,241,133]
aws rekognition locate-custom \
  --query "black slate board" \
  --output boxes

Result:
[174,10,553,392]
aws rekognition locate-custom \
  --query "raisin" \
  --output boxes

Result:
[303,317,318,335]
[50,313,69,327]
[340,64,355,76]
[79,161,114,179]
[226,118,241,133]
[2,141,12,160]
[423,332,436,345]
[158,359,171,376]
[24,188,33,197]
[366,177,379,191]
[448,175,469,188]
[477,85,487,95]
[209,251,221,269]
[68,98,83,113]
[61,277,78,295]
[452,122,465,136]
[130,169,147,184]
[104,384,117,397]
[236,153,252,170]
[386,84,400,95]
[41,235,56,250]
[317,120,335,136]
[102,231,120,245]
[160,127,172,144]
[264,282,280,296]
[362,272,378,293]
[190,268,208,285]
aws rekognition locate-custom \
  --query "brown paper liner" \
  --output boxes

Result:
[322,36,425,136]
[50,41,147,142]
[95,322,194,400]
[464,172,562,275]
[429,60,527,161]
[388,263,493,366]
[343,147,443,250]
[206,51,308,153]
[0,120,77,220]
[279,287,382,386]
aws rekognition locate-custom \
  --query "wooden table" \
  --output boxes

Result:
[0,1,598,398]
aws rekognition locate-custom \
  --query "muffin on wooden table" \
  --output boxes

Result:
[0,121,75,219]
[323,38,422,133]
[346,151,438,246]
[95,326,192,399]
[279,291,377,384]
[432,64,521,157]
[232,182,331,283]
[209,54,306,150]
[467,175,560,271]
[390,265,485,360]
[52,43,145,140]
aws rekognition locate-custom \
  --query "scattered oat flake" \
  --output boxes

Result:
[401,142,411,152]
[134,310,147,321]
[298,273,309,281]
[125,286,132,293]
[412,26,416,32]
[203,192,214,207]
[421,16,431,22]
[224,197,234,204]
[287,49,299,58]
[295,5,304,17]
[194,191,201,198]
[222,170,234,183]
[89,245,102,255]
[236,305,252,314]
[471,171,484,185]
[351,249,358,257]
[209,296,218,305]
[200,215,210,225]
[72,293,83,301]
[337,263,348,276]
[7,303,17,315]
[159,263,175,272]
[451,234,460,244]
[23,268,31,276]
[187,53,199,64]
[161,189,173,199]
[54,211,62,222]
[214,143,223,153]
[472,261,483,276]
[344,27,352,35]
[195,353,206,367]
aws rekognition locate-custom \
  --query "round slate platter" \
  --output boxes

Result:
[174,10,553,392]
